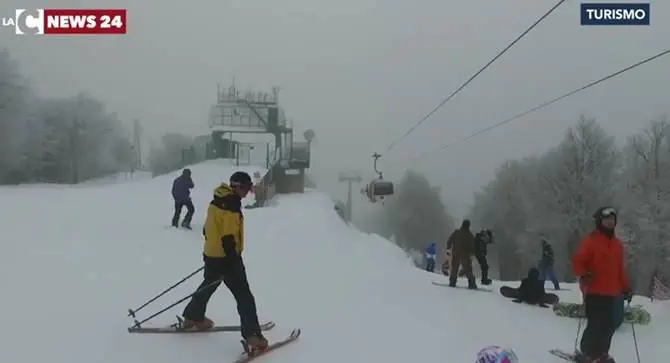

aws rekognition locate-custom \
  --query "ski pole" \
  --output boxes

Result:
[573,315,584,352]
[128,265,204,317]
[128,277,223,330]
[628,301,641,363]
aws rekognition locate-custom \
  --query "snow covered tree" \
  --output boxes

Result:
[469,115,620,281]
[0,48,32,183]
[469,159,537,280]
[539,116,621,280]
[618,116,670,292]
[0,49,132,184]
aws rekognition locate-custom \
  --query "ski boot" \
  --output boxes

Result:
[448,279,457,287]
[181,317,214,331]
[467,279,478,290]
[481,277,492,285]
[573,351,612,363]
[572,351,589,363]
[181,222,192,230]
[243,333,269,355]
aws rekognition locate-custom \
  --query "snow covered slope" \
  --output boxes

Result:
[1,159,668,363]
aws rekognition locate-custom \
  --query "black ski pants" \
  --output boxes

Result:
[182,254,262,339]
[172,199,194,227]
[475,253,489,278]
[580,294,616,358]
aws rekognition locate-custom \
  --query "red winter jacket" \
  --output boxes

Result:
[572,229,630,296]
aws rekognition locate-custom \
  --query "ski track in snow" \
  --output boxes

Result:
[1,158,669,363]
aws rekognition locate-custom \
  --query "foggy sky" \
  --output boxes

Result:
[2,0,668,217]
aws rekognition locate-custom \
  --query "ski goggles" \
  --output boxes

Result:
[599,207,617,217]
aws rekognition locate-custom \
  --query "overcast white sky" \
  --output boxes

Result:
[1,0,668,216]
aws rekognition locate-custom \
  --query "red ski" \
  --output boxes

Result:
[232,329,301,363]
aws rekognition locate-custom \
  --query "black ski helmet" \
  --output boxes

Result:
[593,206,617,226]
[229,171,253,188]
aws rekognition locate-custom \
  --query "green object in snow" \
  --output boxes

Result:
[552,301,650,326]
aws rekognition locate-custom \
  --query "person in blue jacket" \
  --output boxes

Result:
[425,242,437,272]
[171,168,195,229]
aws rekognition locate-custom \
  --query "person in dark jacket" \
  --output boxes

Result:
[539,239,560,290]
[181,171,268,353]
[446,219,477,289]
[513,267,548,306]
[171,168,195,229]
[474,229,493,285]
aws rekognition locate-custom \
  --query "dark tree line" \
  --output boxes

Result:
[358,170,455,266]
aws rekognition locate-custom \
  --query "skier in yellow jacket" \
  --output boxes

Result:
[181,171,268,352]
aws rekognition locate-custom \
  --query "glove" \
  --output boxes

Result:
[221,235,238,257]
[623,289,633,303]
[579,271,593,284]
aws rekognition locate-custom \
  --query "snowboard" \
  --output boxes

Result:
[128,321,275,333]
[233,328,301,363]
[432,281,492,292]
[499,285,559,304]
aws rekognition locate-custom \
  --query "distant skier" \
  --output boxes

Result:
[539,239,560,290]
[181,171,268,353]
[474,229,493,285]
[513,267,548,306]
[446,219,477,289]
[571,207,632,363]
[424,242,437,272]
[171,168,195,229]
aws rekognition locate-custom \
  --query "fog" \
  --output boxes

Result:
[2,0,668,216]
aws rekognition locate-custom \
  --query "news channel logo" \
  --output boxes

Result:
[580,3,650,25]
[3,9,45,34]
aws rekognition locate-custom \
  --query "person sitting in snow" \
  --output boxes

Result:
[513,267,548,307]
[425,242,437,272]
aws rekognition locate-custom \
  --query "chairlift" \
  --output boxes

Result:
[362,153,394,203]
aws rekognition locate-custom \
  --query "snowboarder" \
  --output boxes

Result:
[181,171,268,353]
[425,242,437,272]
[171,168,195,229]
[539,239,560,290]
[474,229,493,285]
[446,219,477,289]
[571,207,632,363]
[513,267,548,306]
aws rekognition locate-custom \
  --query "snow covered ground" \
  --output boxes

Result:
[1,159,668,363]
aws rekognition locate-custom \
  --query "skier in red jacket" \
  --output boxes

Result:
[572,207,632,363]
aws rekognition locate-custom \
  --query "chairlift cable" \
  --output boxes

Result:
[385,48,670,171]
[382,0,567,156]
